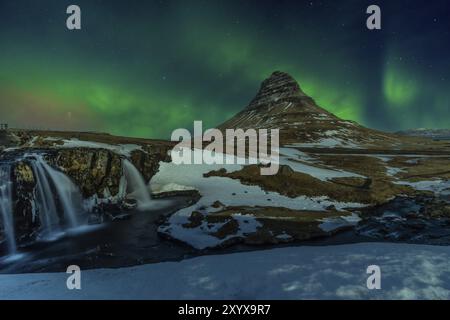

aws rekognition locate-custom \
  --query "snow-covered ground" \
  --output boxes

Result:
[1,242,449,300]
[394,179,450,194]
[279,147,364,181]
[150,149,365,249]
[34,137,144,157]
[286,130,363,149]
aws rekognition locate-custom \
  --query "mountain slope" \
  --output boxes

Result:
[219,71,407,148]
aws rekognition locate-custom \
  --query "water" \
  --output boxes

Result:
[31,161,59,234]
[31,155,83,231]
[0,165,16,254]
[1,155,154,262]
[356,196,450,244]
[0,196,195,274]
[122,159,153,210]
[0,154,85,256]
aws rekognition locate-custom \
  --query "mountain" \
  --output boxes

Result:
[219,71,403,148]
[397,128,450,141]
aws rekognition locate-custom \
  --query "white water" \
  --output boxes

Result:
[31,161,59,234]
[1,156,150,257]
[0,165,16,255]
[122,159,153,210]
[32,156,83,230]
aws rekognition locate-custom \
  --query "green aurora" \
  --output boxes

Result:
[0,0,449,139]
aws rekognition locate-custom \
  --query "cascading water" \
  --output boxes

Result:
[31,155,83,231]
[1,153,153,260]
[31,161,59,234]
[0,165,16,255]
[122,159,153,210]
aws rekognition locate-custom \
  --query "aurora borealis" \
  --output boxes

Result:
[0,0,449,139]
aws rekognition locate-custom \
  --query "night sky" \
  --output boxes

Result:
[0,0,449,139]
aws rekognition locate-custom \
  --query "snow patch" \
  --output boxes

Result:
[279,147,365,181]
[152,183,197,195]
[43,138,144,157]
[151,149,365,249]
[395,179,450,194]
[2,243,450,299]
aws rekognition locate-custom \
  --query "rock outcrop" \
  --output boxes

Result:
[12,161,39,243]
[246,71,306,110]
[130,145,171,183]
[49,148,123,198]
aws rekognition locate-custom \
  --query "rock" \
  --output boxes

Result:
[88,213,104,225]
[203,168,227,178]
[212,218,240,240]
[123,198,138,210]
[109,213,132,222]
[246,71,306,110]
[278,165,294,176]
[49,148,123,199]
[0,130,21,148]
[13,161,39,243]
[211,201,224,209]
[183,211,204,228]
[152,189,200,199]
[130,145,171,183]
[14,162,35,185]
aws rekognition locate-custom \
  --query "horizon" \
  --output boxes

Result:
[3,69,449,141]
[1,0,450,139]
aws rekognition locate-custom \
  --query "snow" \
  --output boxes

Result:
[287,137,362,149]
[275,233,293,240]
[2,243,450,299]
[152,183,197,194]
[1,147,19,153]
[42,138,144,157]
[395,179,450,194]
[151,149,365,249]
[232,213,263,234]
[385,166,405,177]
[279,147,364,181]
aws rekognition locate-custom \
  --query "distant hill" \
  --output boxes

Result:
[397,129,450,141]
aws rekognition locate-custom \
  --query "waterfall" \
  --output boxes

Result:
[122,159,153,210]
[0,165,16,255]
[31,161,59,234]
[32,155,83,230]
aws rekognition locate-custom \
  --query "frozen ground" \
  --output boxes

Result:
[151,148,365,249]
[32,137,144,157]
[1,242,450,300]
[279,147,364,181]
